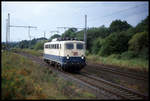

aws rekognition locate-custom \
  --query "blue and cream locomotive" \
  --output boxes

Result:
[43,38,86,72]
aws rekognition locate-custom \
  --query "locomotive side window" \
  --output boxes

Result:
[57,44,59,49]
[77,43,83,49]
[66,43,74,49]
[59,44,61,49]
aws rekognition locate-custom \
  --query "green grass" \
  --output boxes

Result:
[2,50,96,99]
[87,54,149,72]
[22,49,43,57]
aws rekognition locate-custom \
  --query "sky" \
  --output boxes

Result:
[1,1,149,42]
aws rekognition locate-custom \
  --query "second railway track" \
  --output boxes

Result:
[61,70,148,99]
[78,72,148,100]
[86,63,148,81]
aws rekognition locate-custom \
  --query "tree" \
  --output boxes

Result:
[34,41,46,50]
[128,31,148,59]
[49,34,61,41]
[109,19,132,33]
[76,30,84,41]
[61,28,78,38]
[134,16,149,33]
[128,31,148,52]
[91,38,104,54]
[99,31,130,56]
[97,25,110,38]
[82,25,110,53]
[18,40,29,49]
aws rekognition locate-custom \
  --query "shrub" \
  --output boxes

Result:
[120,51,137,59]
[138,47,149,60]
[108,54,121,59]
[128,31,148,52]
[91,38,103,54]
[85,50,90,56]
[128,31,148,60]
[99,31,130,56]
[34,41,44,50]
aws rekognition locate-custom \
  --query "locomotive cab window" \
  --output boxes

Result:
[77,43,84,50]
[66,43,74,49]
[45,45,48,48]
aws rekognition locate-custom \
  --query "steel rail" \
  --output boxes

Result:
[80,71,148,100]
[87,63,148,81]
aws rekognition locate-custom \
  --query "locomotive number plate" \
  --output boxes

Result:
[73,52,78,56]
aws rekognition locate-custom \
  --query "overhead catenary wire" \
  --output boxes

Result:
[9,25,37,41]
[88,3,147,23]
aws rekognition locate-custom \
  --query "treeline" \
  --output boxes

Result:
[2,37,48,50]
[54,16,149,60]
[2,16,148,60]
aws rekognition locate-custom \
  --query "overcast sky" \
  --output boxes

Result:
[1,1,149,42]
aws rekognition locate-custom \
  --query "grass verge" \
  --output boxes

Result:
[2,51,96,99]
[87,54,148,72]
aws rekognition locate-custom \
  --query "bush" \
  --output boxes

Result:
[128,31,148,60]
[34,41,44,50]
[128,31,148,52]
[120,51,137,59]
[91,38,103,54]
[108,54,121,59]
[138,47,149,60]
[85,50,90,56]
[99,31,130,56]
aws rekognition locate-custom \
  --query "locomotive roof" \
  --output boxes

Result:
[44,40,85,45]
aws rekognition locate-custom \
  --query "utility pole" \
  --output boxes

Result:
[44,31,46,38]
[6,13,37,49]
[84,14,87,50]
[6,19,8,48]
[8,13,10,44]
[5,13,10,50]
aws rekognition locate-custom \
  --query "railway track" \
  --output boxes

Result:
[16,51,148,81]
[62,70,148,99]
[87,63,148,81]
[78,72,148,100]
[39,52,148,81]
[13,51,148,99]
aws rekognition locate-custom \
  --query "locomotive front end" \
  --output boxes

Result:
[62,41,86,71]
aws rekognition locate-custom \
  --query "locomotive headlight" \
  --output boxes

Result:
[67,55,70,59]
[81,55,84,59]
